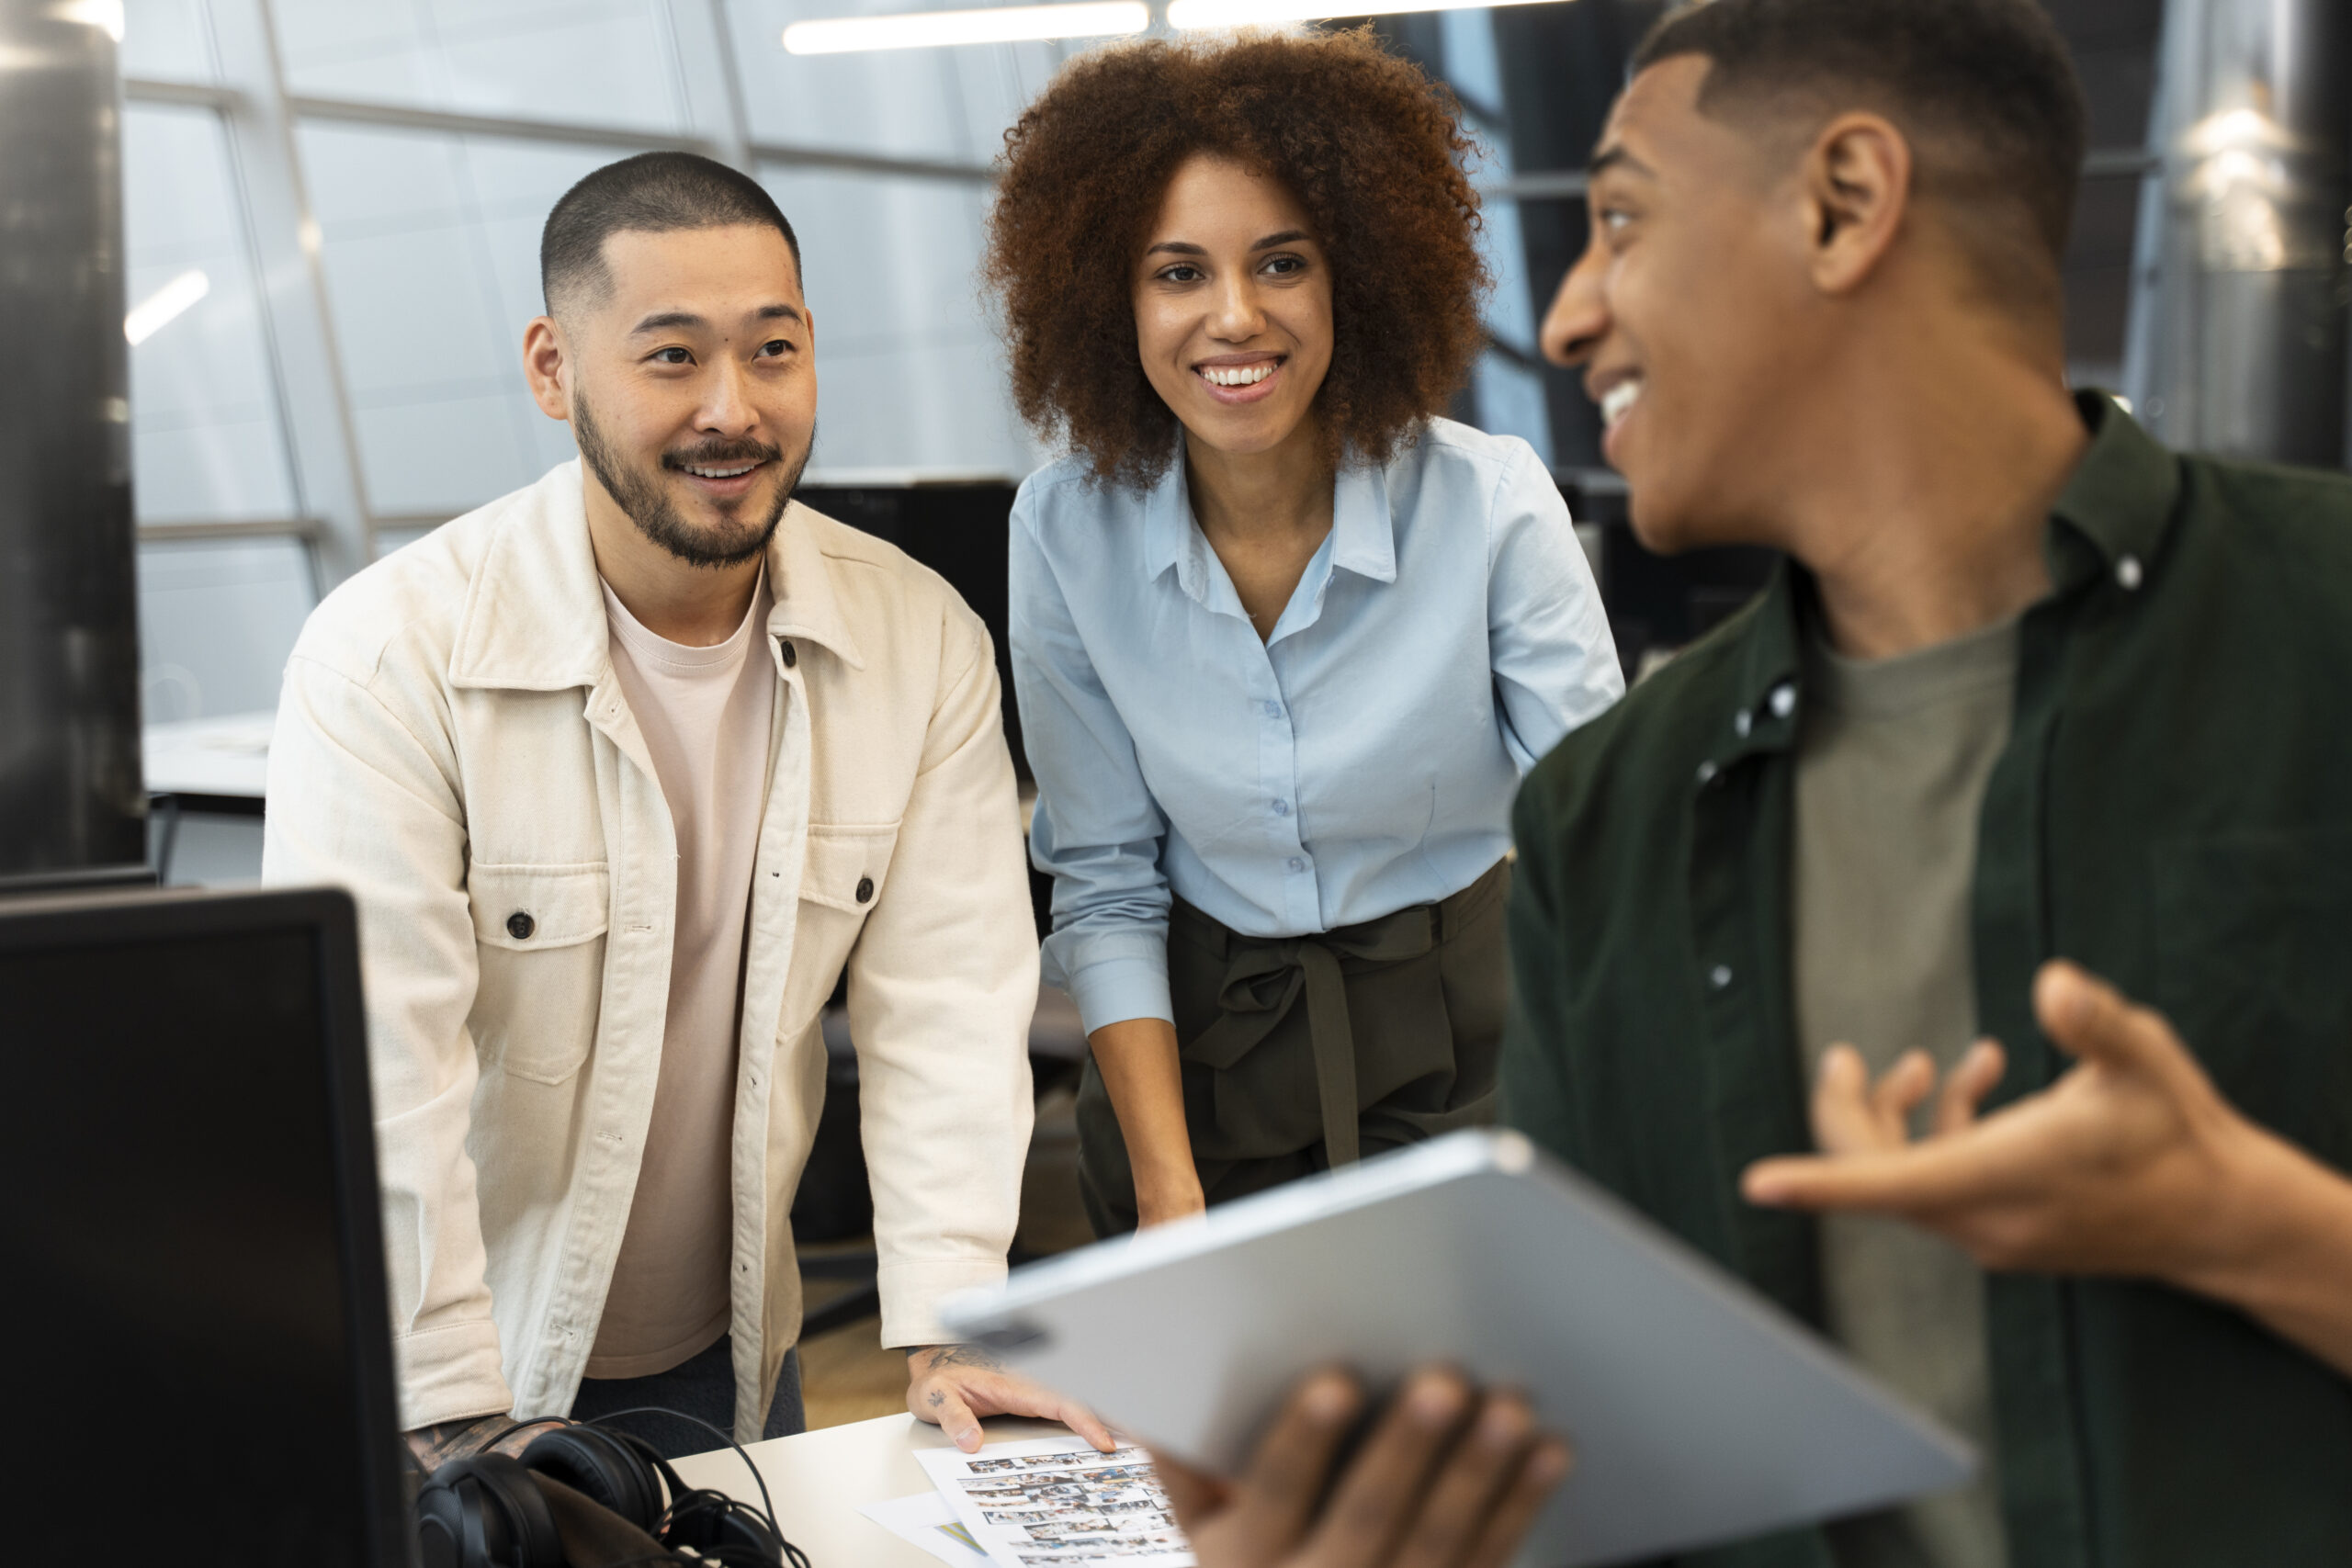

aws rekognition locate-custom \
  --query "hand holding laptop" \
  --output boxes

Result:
[1148,1366,1572,1568]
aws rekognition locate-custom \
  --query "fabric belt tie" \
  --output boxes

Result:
[1179,906,1442,1168]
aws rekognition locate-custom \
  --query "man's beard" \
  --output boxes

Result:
[573,388,812,570]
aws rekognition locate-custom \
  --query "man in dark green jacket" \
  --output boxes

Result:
[1511,2,2352,1566]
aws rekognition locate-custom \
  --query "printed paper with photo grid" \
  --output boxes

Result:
[914,1436,1196,1568]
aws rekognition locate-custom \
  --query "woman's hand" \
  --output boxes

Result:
[1089,1016,1209,1228]
[1149,1367,1571,1568]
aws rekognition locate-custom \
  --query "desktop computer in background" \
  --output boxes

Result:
[0,886,413,1567]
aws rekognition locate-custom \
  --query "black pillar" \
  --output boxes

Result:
[0,0,145,883]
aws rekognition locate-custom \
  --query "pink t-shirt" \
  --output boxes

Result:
[585,571,776,1379]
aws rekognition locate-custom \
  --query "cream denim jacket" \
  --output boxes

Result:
[262,461,1038,1441]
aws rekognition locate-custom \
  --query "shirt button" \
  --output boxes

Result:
[1287,857,1307,874]
[1696,760,1719,786]
[854,875,875,904]
[1709,964,1734,990]
[1263,700,1283,719]
[2116,554,2143,591]
[779,640,797,668]
[506,911,535,941]
[1770,682,1796,718]
[1734,710,1752,739]
[1272,798,1291,817]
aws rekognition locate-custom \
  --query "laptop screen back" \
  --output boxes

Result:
[0,890,409,1566]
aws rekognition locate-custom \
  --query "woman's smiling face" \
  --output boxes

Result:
[1132,153,1335,461]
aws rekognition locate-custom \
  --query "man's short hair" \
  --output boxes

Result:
[1635,0,2086,305]
[539,152,802,316]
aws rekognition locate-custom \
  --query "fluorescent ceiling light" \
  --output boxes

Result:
[1171,0,1564,25]
[124,270,209,346]
[784,2,1148,54]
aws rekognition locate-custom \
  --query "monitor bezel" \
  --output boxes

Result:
[0,883,414,1567]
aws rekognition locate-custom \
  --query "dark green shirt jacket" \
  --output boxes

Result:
[1502,396,2352,1568]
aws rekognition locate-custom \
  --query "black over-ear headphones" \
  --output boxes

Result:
[415,1409,809,1568]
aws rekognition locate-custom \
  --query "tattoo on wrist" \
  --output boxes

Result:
[910,1342,1006,1374]
[405,1413,520,1471]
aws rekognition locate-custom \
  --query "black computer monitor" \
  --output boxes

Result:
[0,886,412,1567]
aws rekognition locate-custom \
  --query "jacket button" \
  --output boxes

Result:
[780,640,797,668]
[855,876,875,904]
[507,911,536,941]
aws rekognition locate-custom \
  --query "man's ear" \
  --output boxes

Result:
[522,315,571,422]
[1802,112,1910,298]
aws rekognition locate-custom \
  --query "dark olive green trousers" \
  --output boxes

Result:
[1077,859,1509,1238]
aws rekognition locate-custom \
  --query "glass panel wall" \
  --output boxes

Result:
[137,538,318,723]
[120,0,221,83]
[1427,9,1555,467]
[123,103,300,522]
[298,124,616,517]
[274,0,695,135]
[762,165,1035,477]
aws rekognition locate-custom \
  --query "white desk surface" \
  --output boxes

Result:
[144,710,274,799]
[670,1413,1079,1566]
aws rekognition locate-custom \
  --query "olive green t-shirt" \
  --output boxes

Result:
[1792,614,2020,1568]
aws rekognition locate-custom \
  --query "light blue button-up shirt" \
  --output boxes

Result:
[1010,417,1623,1034]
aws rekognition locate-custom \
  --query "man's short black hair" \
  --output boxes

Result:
[539,151,802,316]
[1635,0,2086,301]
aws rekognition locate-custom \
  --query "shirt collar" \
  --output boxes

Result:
[450,461,610,692]
[1140,450,1194,589]
[763,499,866,670]
[1330,458,1398,583]
[450,464,862,690]
[1700,560,1808,779]
[1138,432,1399,594]
[2043,390,2182,591]
[1702,393,2178,776]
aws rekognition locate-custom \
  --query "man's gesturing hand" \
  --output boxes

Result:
[907,1343,1115,1454]
[1149,1368,1571,1568]
[1743,959,2352,1375]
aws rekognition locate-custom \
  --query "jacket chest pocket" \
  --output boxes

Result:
[2152,827,2352,1162]
[469,861,611,1084]
[799,822,900,916]
[787,823,900,1017]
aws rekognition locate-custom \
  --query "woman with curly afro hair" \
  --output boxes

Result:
[994,28,1623,1238]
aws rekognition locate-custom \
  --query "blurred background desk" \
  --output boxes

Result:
[144,712,272,886]
[670,1413,1075,1567]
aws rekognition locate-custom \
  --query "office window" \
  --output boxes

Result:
[272,0,693,136]
[137,537,317,722]
[122,103,301,523]
[724,0,1070,164]
[1474,194,1556,468]
[1398,12,1554,468]
[761,166,1035,478]
[296,124,614,519]
[121,0,222,83]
